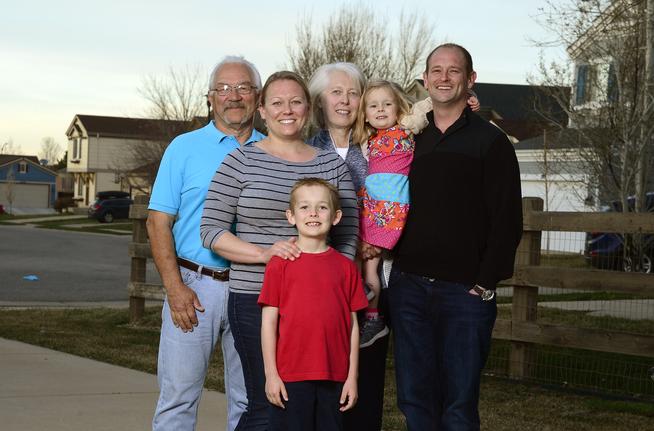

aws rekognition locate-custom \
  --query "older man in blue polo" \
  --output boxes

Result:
[148,56,265,431]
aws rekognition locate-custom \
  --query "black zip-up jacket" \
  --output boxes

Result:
[394,107,523,289]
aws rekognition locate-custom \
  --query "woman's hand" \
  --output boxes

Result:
[359,241,382,260]
[260,237,301,263]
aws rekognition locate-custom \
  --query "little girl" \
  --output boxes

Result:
[353,80,479,347]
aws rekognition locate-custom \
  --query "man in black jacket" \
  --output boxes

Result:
[389,43,523,430]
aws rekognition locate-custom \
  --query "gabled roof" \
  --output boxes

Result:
[66,115,202,140]
[0,154,40,166]
[0,154,57,175]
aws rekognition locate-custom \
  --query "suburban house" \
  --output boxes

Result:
[0,155,57,213]
[565,0,654,196]
[65,115,194,207]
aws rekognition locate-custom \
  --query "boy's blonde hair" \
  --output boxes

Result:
[353,79,411,146]
[289,178,341,212]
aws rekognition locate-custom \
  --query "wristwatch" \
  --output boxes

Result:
[472,284,495,301]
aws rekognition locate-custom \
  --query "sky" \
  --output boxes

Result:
[1,0,567,158]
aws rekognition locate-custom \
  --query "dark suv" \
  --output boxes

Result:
[585,192,654,273]
[88,191,133,223]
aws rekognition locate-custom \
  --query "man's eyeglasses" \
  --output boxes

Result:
[209,83,257,96]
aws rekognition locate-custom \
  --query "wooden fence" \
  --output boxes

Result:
[128,195,654,378]
[498,197,654,380]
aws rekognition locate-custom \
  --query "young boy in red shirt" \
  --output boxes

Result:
[258,178,368,431]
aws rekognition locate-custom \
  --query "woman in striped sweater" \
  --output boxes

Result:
[200,70,359,430]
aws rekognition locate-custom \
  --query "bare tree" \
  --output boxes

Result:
[531,0,653,208]
[116,65,206,191]
[139,64,206,122]
[531,0,654,271]
[39,137,62,165]
[287,5,435,89]
[4,169,15,215]
[0,139,22,155]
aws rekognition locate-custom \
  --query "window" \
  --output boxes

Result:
[575,65,589,105]
[71,137,82,160]
[607,63,618,103]
[18,161,27,174]
[77,178,83,196]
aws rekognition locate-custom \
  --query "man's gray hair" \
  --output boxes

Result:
[308,62,366,129]
[208,56,262,91]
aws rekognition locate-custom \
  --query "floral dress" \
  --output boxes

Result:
[360,126,414,249]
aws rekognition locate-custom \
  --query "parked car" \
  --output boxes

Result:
[585,192,654,273]
[88,191,133,223]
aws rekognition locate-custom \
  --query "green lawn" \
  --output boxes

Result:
[0,306,652,430]
[0,214,133,235]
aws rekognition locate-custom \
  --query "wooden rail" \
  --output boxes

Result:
[127,196,654,364]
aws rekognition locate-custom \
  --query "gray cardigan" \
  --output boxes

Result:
[307,129,368,196]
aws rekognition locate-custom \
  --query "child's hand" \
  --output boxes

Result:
[399,97,432,134]
[359,241,382,260]
[339,376,358,411]
[467,92,480,112]
[265,374,288,409]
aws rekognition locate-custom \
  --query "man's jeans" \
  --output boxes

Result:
[228,292,269,431]
[153,266,246,431]
[388,269,496,431]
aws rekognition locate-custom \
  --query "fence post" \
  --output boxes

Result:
[509,197,543,379]
[129,194,149,323]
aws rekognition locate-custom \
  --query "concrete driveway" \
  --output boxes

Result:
[0,224,159,303]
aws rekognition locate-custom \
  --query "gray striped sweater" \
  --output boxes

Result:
[200,144,359,294]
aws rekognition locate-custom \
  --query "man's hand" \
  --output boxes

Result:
[265,373,288,409]
[339,376,358,411]
[166,280,204,332]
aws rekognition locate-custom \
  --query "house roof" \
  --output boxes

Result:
[408,80,570,141]
[0,154,57,175]
[66,115,203,140]
[514,128,585,151]
[472,83,569,125]
[0,154,40,166]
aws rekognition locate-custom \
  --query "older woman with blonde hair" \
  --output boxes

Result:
[307,63,389,431]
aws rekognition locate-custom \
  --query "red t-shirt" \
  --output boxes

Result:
[258,248,368,382]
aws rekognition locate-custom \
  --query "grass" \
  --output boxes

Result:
[0,213,133,235]
[1,306,653,430]
[541,252,590,268]
[496,290,654,305]
[0,212,70,222]
[497,304,654,334]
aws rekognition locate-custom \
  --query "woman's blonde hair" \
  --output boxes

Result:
[353,80,411,147]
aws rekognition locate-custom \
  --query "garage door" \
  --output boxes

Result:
[0,183,50,208]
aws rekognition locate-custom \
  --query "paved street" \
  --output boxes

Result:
[0,224,159,303]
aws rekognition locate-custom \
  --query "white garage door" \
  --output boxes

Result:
[0,183,50,208]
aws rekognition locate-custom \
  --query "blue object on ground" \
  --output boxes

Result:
[23,275,39,281]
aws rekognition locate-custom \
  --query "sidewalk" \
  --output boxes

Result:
[0,338,227,431]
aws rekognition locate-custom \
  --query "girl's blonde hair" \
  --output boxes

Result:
[353,79,411,147]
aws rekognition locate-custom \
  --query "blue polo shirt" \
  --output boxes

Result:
[149,121,265,269]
